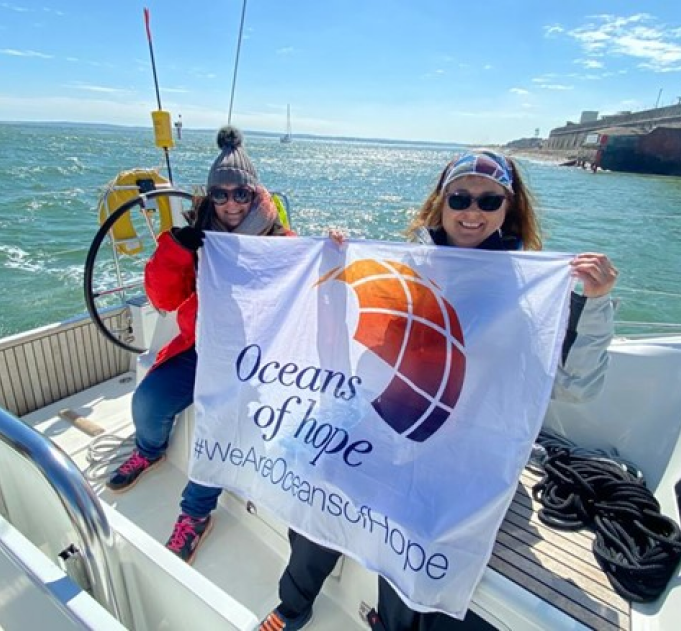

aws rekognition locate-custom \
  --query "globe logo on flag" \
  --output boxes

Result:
[318,259,466,441]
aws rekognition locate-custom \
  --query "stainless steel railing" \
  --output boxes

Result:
[0,406,131,626]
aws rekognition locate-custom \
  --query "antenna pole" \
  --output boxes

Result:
[227,0,249,124]
[144,8,173,183]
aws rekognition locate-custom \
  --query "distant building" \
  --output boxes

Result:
[580,111,599,124]
[546,103,681,150]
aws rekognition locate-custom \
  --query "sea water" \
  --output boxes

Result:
[1,121,680,338]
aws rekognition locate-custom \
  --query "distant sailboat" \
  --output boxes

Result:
[280,104,292,143]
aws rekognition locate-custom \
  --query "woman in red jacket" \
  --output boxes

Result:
[107,125,293,564]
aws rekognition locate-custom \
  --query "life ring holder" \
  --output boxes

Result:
[97,169,175,255]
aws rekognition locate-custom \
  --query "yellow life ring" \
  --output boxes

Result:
[97,169,174,255]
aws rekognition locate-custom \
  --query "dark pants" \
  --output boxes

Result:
[278,531,497,630]
[279,530,341,615]
[377,577,497,631]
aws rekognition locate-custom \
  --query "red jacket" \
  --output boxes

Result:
[146,227,294,369]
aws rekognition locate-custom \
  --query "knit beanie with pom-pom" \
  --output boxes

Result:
[206,126,258,189]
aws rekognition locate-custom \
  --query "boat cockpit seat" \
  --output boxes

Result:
[544,339,681,517]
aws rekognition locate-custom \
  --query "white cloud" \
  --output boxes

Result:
[538,84,574,91]
[531,74,558,83]
[642,63,681,73]
[576,59,604,69]
[190,70,218,80]
[0,93,560,144]
[276,47,294,55]
[510,88,529,95]
[423,69,446,79]
[568,14,681,72]
[0,95,146,124]
[160,87,189,94]
[0,3,30,12]
[1,48,52,58]
[544,24,564,37]
[61,56,113,69]
[65,83,131,95]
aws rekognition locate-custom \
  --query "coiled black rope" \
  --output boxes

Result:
[528,428,643,481]
[532,449,681,602]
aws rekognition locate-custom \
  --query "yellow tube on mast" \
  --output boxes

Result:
[151,110,174,149]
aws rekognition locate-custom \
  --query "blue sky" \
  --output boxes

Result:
[1,1,680,143]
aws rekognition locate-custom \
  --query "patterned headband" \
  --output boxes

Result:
[441,152,514,193]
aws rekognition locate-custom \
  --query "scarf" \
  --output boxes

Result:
[208,185,278,236]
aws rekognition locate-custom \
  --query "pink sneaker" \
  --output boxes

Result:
[106,450,166,492]
[165,514,214,564]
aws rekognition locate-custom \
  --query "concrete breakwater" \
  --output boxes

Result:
[545,103,681,151]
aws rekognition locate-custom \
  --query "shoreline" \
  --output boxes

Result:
[466,145,579,165]
[504,147,579,164]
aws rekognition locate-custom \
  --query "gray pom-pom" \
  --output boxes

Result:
[216,126,243,150]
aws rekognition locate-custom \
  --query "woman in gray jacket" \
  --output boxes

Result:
[377,150,618,631]
[259,150,618,631]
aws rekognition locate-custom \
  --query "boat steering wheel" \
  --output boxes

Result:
[84,188,194,354]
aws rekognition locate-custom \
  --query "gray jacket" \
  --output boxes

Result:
[552,294,614,403]
[420,227,615,404]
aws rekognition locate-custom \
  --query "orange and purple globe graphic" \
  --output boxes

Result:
[319,259,466,441]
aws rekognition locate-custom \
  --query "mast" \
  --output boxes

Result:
[281,103,292,143]
[227,0,249,124]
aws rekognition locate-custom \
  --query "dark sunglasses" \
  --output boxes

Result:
[209,187,254,205]
[447,192,506,212]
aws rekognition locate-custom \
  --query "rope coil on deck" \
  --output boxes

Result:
[84,433,136,483]
[532,448,681,602]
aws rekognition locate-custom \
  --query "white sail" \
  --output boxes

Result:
[280,104,292,143]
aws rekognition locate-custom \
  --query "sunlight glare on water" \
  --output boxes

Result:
[0,122,679,337]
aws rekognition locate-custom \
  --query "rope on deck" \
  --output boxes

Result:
[532,448,681,603]
[83,433,136,483]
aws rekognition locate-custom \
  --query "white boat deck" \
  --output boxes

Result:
[21,372,367,631]
[21,371,634,630]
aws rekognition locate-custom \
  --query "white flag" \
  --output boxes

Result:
[191,233,572,618]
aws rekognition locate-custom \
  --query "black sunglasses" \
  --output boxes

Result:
[447,192,506,212]
[209,187,254,205]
